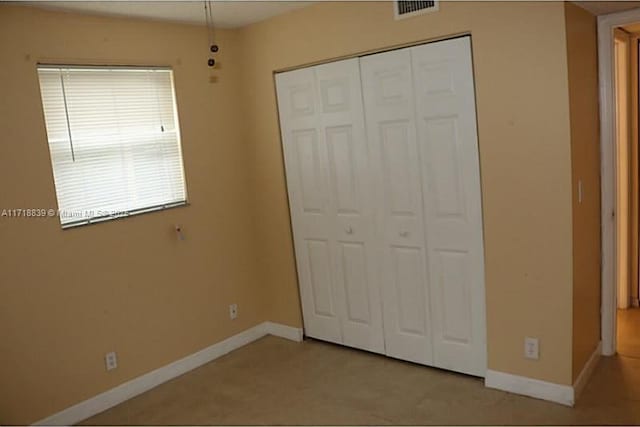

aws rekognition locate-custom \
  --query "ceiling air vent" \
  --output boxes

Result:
[394,0,439,20]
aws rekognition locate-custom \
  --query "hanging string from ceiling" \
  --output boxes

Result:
[204,0,219,68]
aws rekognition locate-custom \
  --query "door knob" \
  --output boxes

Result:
[346,226,353,234]
[399,231,409,237]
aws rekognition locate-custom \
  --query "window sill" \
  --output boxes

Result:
[60,201,189,230]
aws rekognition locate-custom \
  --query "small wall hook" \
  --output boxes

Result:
[175,225,185,241]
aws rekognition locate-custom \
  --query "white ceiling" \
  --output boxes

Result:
[14,1,314,28]
[573,1,640,16]
[18,1,640,28]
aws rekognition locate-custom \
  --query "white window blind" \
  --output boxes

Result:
[37,66,187,228]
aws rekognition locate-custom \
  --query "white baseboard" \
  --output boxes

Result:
[485,341,601,407]
[264,321,304,342]
[485,369,575,406]
[573,341,602,399]
[33,321,304,426]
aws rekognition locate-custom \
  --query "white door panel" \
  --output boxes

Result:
[391,246,429,336]
[276,68,342,344]
[306,239,337,317]
[316,59,385,354]
[411,37,487,376]
[360,49,434,365]
[277,59,385,354]
[277,36,486,377]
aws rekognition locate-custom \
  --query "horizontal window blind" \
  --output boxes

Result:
[37,66,187,228]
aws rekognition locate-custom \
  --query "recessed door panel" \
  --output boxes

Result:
[292,129,325,214]
[423,116,466,218]
[320,77,351,113]
[380,121,416,216]
[392,246,427,336]
[422,62,456,96]
[306,239,336,318]
[326,125,359,214]
[340,242,372,324]
[436,249,471,344]
[289,84,315,117]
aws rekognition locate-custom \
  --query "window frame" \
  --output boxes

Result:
[36,63,189,229]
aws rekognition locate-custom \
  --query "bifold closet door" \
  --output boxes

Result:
[360,36,486,376]
[411,37,486,376]
[276,36,486,377]
[360,48,435,366]
[275,58,385,354]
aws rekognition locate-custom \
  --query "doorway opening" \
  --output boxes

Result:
[598,8,640,357]
[613,23,640,358]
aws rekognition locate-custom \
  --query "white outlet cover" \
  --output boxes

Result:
[229,304,238,320]
[524,337,539,360]
[105,351,118,371]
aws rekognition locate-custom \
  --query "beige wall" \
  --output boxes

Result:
[0,5,267,425]
[240,1,575,385]
[564,2,601,381]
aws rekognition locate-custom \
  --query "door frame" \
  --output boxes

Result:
[598,8,640,356]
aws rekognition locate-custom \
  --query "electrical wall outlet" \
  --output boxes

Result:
[229,303,238,320]
[524,337,539,360]
[105,351,118,371]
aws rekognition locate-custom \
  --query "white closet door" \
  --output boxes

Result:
[277,37,486,377]
[411,37,486,376]
[276,67,341,344]
[276,59,385,354]
[360,49,434,365]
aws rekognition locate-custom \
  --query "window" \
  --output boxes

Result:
[37,65,187,228]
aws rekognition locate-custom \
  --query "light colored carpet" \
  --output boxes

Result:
[80,335,640,425]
